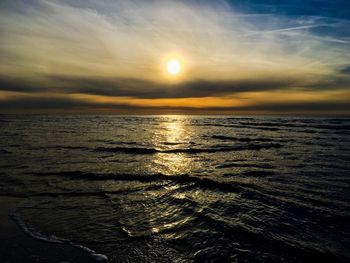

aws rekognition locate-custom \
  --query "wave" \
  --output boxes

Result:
[0,149,11,154]
[209,135,288,143]
[0,183,163,199]
[30,146,90,151]
[9,209,68,244]
[94,143,283,154]
[26,170,350,234]
[30,171,242,193]
[94,146,158,154]
[162,141,195,145]
[91,139,139,145]
[190,212,344,263]
[224,170,275,177]
[12,189,140,198]
[27,170,300,206]
[235,121,350,131]
[9,208,108,262]
[217,163,274,169]
[198,123,282,131]
[197,122,350,134]
[32,171,347,214]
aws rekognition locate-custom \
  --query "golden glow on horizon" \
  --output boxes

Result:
[2,89,348,109]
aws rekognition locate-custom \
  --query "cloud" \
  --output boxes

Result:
[0,75,297,98]
[1,73,348,99]
[339,65,350,75]
[0,0,349,113]
[0,96,93,110]
[1,0,348,80]
[0,76,47,93]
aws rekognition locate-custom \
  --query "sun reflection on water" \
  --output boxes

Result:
[150,116,195,175]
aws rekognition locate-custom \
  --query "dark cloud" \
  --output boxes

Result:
[339,65,350,75]
[0,96,94,110]
[0,75,300,99]
[0,76,46,93]
[304,75,350,91]
[57,76,300,98]
[2,74,349,99]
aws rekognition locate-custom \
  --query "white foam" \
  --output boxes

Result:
[9,209,66,244]
[91,253,109,262]
[9,209,109,262]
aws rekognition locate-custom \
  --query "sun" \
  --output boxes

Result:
[166,59,181,75]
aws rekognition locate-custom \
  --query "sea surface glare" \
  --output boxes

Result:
[0,115,349,262]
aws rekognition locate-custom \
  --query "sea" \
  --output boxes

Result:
[0,115,349,262]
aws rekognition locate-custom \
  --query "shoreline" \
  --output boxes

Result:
[0,196,98,263]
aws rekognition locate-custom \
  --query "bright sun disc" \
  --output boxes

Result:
[166,59,181,75]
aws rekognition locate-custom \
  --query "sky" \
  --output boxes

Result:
[0,0,349,115]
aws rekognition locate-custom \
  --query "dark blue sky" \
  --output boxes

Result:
[228,0,350,19]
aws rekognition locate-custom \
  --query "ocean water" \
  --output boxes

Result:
[0,115,349,262]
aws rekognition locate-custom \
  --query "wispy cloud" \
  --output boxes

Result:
[0,0,349,114]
